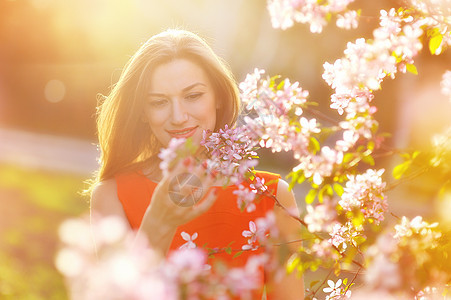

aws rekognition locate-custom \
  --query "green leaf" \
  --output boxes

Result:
[225,247,232,255]
[309,137,320,154]
[352,213,365,228]
[362,154,375,166]
[343,153,354,164]
[354,235,367,245]
[412,150,420,160]
[309,280,319,289]
[318,184,333,203]
[286,254,300,274]
[305,189,317,204]
[406,63,418,75]
[429,33,443,55]
[297,174,306,184]
[233,251,243,258]
[318,185,326,203]
[333,183,344,196]
[276,79,285,90]
[392,161,411,179]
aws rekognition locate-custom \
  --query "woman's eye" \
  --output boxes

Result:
[148,99,167,107]
[186,93,203,101]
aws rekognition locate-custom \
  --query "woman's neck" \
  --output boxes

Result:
[142,157,163,182]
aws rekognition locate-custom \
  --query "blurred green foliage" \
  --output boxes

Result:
[0,164,89,299]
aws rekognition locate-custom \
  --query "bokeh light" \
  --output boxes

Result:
[44,79,65,103]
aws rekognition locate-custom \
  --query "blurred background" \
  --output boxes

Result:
[1,0,450,298]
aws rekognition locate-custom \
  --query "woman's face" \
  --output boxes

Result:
[143,59,218,148]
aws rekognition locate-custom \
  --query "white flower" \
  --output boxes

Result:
[179,232,198,249]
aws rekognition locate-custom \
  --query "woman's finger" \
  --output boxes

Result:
[190,187,218,216]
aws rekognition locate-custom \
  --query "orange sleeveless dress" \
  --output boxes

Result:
[115,170,280,299]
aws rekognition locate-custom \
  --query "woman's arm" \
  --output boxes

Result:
[90,179,177,256]
[267,179,305,299]
[90,179,131,249]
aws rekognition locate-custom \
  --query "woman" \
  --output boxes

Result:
[91,29,304,299]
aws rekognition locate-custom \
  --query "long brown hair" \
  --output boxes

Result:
[92,29,241,188]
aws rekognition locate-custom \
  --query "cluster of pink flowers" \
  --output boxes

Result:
[407,0,451,55]
[327,221,363,252]
[323,5,450,124]
[363,216,446,296]
[158,137,190,176]
[56,216,174,299]
[304,201,336,232]
[240,69,351,186]
[393,216,440,240]
[339,169,387,224]
[201,124,259,185]
[56,216,264,300]
[266,0,358,33]
[294,146,343,185]
[242,212,279,251]
[239,69,312,155]
[309,239,340,261]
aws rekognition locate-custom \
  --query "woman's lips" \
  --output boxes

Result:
[167,126,198,138]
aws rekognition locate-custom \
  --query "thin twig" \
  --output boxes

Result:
[312,268,335,298]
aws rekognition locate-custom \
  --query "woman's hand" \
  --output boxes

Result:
[137,158,219,255]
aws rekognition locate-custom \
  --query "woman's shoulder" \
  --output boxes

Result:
[92,178,117,198]
[91,178,125,217]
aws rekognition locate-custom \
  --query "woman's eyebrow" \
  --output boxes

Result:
[182,82,206,92]
[148,92,166,97]
[148,83,207,97]
[148,82,207,97]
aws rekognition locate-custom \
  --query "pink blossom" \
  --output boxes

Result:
[311,239,340,260]
[242,213,278,251]
[323,278,352,299]
[392,24,423,60]
[379,8,402,36]
[224,255,267,298]
[335,130,359,152]
[328,222,362,251]
[393,216,440,239]
[304,202,336,232]
[365,252,401,291]
[294,146,343,185]
[158,138,188,176]
[242,221,259,250]
[336,10,359,30]
[255,211,279,241]
[179,232,198,250]
[339,169,387,224]
[166,248,208,280]
[267,0,357,33]
[239,68,266,109]
[234,184,257,213]
[201,125,259,186]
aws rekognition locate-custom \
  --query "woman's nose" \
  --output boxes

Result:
[171,100,188,125]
